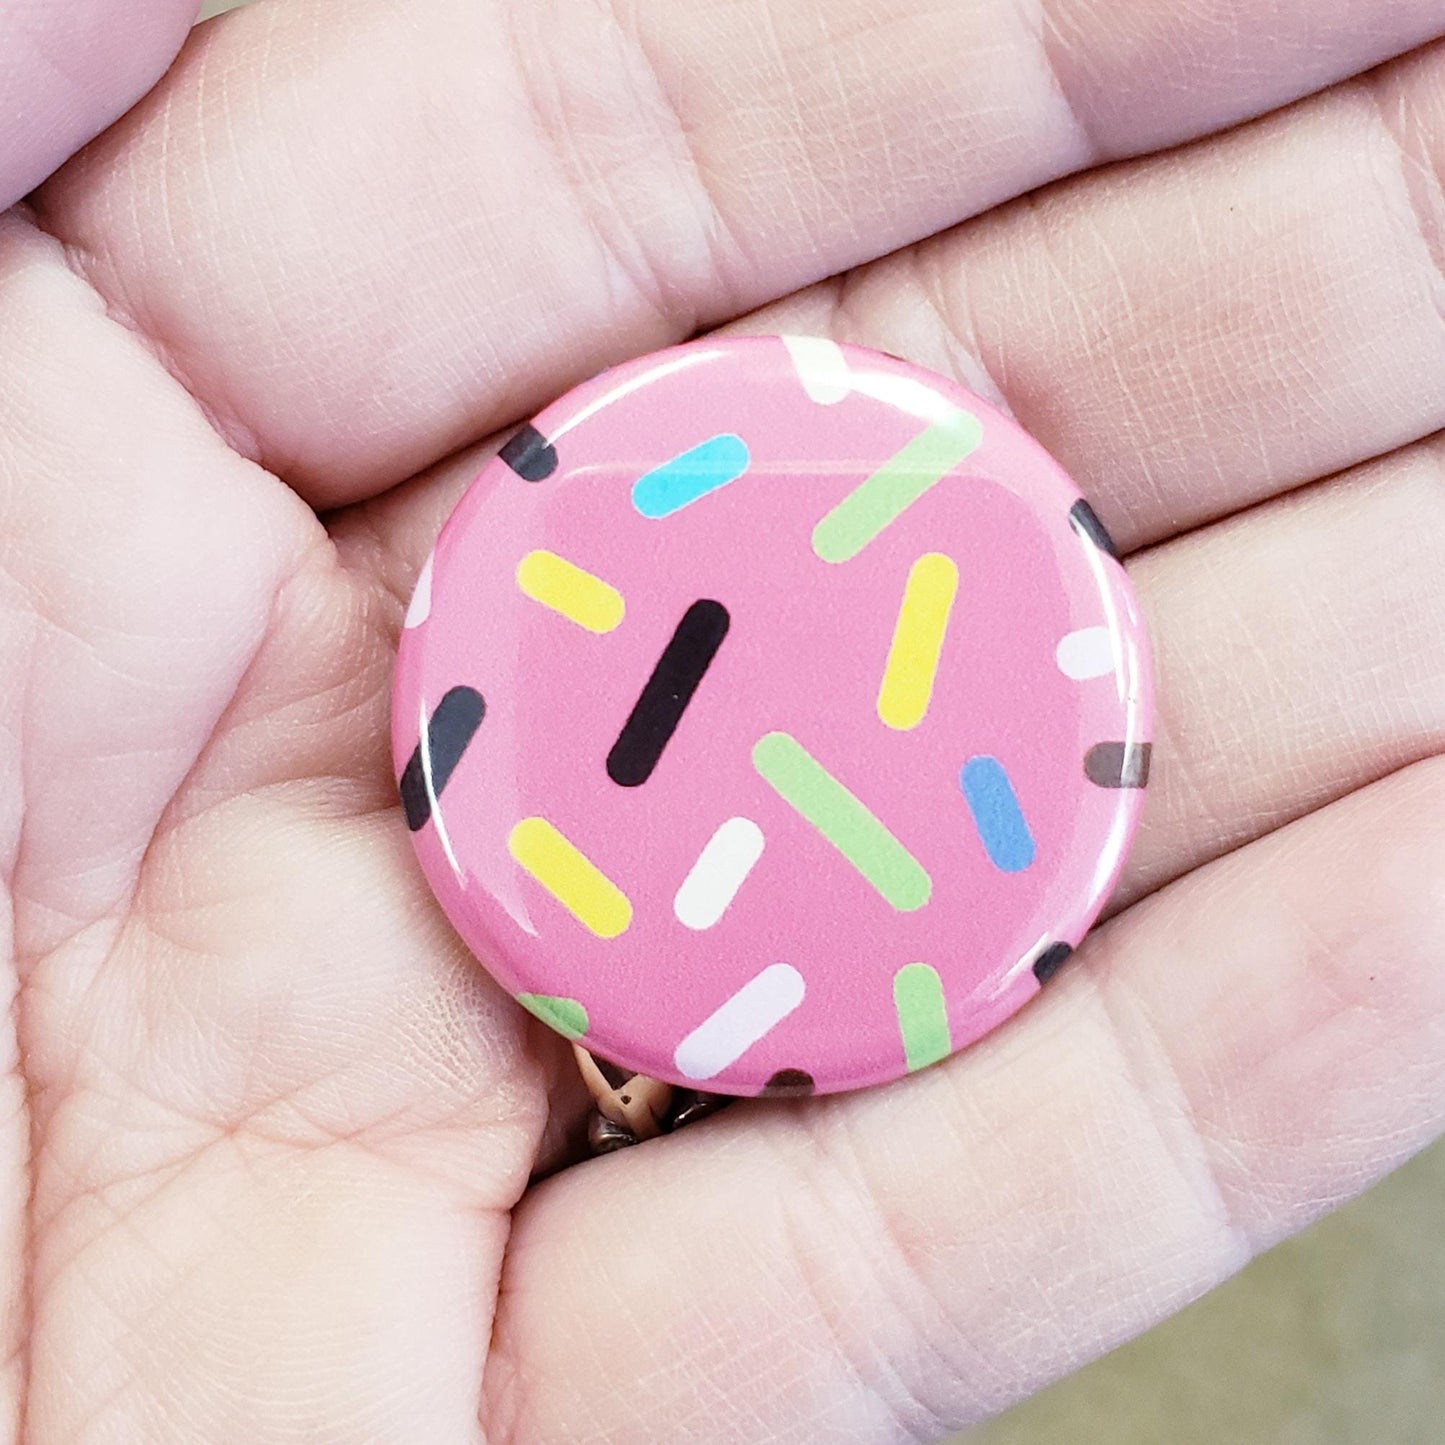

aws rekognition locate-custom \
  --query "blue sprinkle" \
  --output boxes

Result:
[960,757,1036,874]
[632,435,751,518]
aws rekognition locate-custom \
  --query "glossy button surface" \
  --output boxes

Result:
[392,337,1153,1097]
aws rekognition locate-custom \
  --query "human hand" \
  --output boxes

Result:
[4,0,1445,1438]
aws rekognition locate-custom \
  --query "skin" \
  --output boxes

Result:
[1,0,1444,1439]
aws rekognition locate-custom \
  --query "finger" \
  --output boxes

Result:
[0,204,310,1435]
[347,30,1445,600]
[0,211,311,952]
[0,0,197,208]
[736,39,1445,550]
[34,0,1445,506]
[484,758,1445,1442]
[1119,435,1445,908]
[0,209,539,1439]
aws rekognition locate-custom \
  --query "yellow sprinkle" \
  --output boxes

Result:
[877,553,959,731]
[516,550,625,634]
[508,818,632,939]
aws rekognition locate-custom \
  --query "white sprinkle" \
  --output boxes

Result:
[674,964,806,1081]
[405,554,434,629]
[674,818,765,930]
[1055,626,1115,681]
[783,335,852,405]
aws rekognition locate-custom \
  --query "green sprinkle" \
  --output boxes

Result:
[517,994,589,1041]
[812,411,984,564]
[752,732,931,912]
[893,963,952,1072]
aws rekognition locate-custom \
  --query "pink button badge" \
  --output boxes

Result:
[393,337,1153,1097]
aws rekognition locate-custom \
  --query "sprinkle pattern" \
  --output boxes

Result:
[753,732,931,912]
[516,550,625,633]
[508,817,633,939]
[517,994,590,1039]
[878,552,959,731]
[812,411,983,563]
[1069,499,1120,560]
[1056,626,1115,681]
[500,424,559,481]
[1031,942,1074,984]
[1084,741,1153,789]
[393,336,1153,1095]
[399,686,485,833]
[960,756,1037,874]
[674,817,766,931]
[405,554,434,630]
[674,964,806,1081]
[783,335,853,405]
[633,434,751,518]
[607,600,730,787]
[893,963,952,1072]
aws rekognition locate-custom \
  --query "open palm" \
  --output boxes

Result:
[3,0,1445,1439]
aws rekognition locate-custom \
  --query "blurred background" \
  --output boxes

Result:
[192,1,1445,1438]
[968,1147,1445,1445]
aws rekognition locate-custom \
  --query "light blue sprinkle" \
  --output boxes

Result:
[960,756,1036,874]
[632,434,751,518]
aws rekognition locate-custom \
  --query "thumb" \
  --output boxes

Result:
[0,0,199,208]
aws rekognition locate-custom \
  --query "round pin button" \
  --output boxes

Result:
[393,337,1153,1097]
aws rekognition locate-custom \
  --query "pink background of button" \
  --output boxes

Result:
[393,337,1153,1095]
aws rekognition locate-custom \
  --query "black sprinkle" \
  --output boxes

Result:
[606,600,730,788]
[763,1069,815,1098]
[399,686,486,831]
[1069,499,1120,560]
[500,424,559,482]
[1084,741,1152,790]
[1032,943,1073,984]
